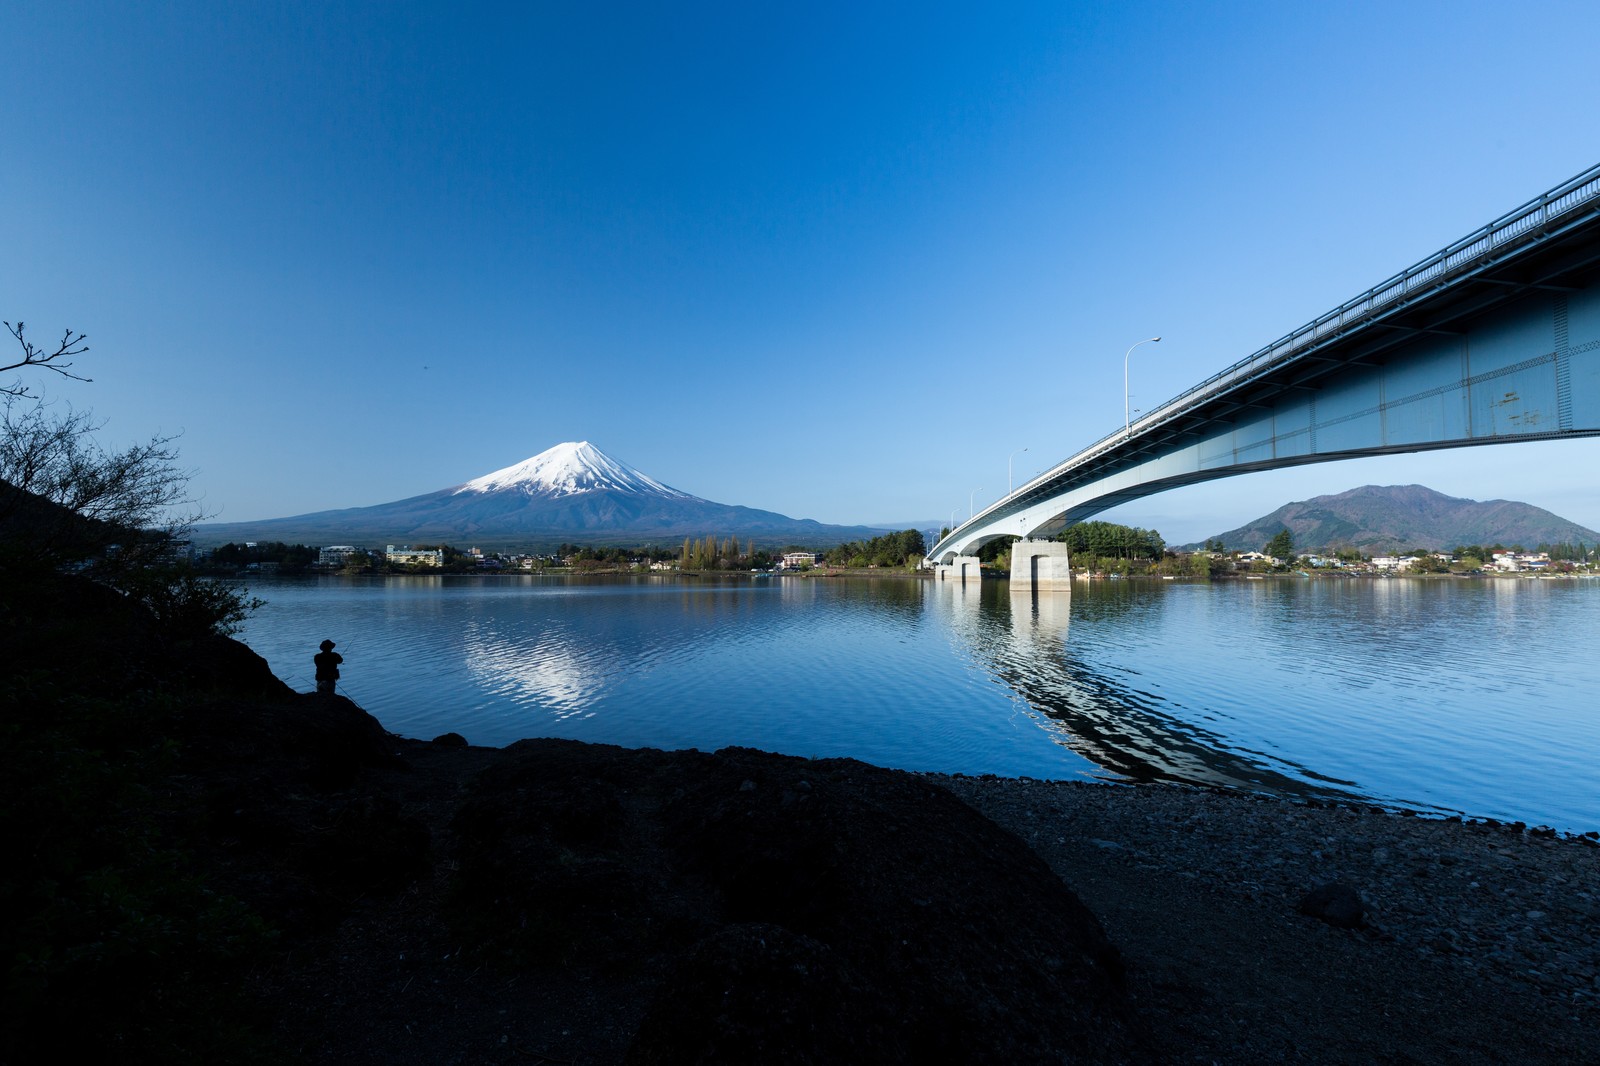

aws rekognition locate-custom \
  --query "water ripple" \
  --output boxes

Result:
[230,573,1600,833]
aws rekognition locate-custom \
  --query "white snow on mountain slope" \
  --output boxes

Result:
[453,441,696,499]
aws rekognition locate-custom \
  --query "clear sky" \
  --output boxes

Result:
[5,1,1599,545]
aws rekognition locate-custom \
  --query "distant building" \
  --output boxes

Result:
[318,545,363,566]
[780,552,818,569]
[386,544,444,568]
[1491,551,1550,572]
[159,539,196,564]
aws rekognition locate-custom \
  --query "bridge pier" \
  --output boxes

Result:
[1009,539,1071,591]
[936,555,983,582]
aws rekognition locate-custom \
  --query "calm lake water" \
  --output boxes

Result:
[231,573,1600,834]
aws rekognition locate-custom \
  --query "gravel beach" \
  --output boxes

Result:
[933,775,1600,1063]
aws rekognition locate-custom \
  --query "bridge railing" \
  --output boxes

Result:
[1138,163,1600,437]
[982,162,1600,527]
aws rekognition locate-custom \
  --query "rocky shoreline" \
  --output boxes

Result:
[936,774,1600,1061]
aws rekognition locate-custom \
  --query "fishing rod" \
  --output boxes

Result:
[323,640,373,711]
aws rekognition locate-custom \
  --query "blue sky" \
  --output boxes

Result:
[5,1,1599,545]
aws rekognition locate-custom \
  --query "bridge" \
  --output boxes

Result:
[930,163,1600,587]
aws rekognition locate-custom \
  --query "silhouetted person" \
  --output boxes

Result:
[314,639,343,695]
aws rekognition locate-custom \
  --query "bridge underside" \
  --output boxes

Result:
[935,258,1600,566]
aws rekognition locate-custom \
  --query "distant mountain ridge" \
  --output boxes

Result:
[194,442,892,550]
[1191,485,1600,554]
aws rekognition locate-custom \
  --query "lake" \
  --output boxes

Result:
[230,573,1600,834]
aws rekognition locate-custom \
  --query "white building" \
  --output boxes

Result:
[1372,556,1414,571]
[1491,551,1551,572]
[386,544,444,567]
[318,545,363,566]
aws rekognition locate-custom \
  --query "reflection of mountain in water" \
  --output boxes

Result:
[458,577,837,725]
[939,581,1377,805]
[464,620,605,720]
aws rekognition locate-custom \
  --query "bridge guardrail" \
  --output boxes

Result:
[1144,166,1600,429]
[952,163,1600,542]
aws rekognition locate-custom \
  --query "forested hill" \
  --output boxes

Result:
[1191,485,1600,554]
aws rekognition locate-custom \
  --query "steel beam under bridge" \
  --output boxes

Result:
[932,163,1600,568]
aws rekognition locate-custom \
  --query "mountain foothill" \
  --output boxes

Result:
[1189,484,1600,555]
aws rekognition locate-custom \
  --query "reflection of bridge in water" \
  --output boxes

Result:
[932,164,1600,585]
[933,578,1449,809]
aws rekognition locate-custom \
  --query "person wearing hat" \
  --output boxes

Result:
[314,639,344,695]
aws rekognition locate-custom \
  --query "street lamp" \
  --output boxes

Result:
[970,487,982,519]
[1124,336,1162,438]
[1008,447,1028,496]
[949,508,958,535]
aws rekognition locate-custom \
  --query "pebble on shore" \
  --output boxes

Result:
[930,776,1600,1008]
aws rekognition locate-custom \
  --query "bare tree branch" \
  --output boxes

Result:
[1,395,205,569]
[3,321,91,396]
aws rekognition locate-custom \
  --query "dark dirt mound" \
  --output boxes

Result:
[451,739,1134,1063]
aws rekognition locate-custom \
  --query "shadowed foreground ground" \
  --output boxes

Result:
[4,570,1596,1063]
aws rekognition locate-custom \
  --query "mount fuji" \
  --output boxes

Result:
[194,442,893,549]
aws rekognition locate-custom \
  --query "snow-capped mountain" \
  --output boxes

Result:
[455,441,694,500]
[195,442,890,549]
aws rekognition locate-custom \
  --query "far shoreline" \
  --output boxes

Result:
[210,565,1598,581]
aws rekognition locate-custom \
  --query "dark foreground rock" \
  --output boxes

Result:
[450,740,1132,1063]
[1297,881,1366,929]
[180,718,1139,1063]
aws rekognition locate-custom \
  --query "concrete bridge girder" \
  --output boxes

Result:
[933,272,1600,565]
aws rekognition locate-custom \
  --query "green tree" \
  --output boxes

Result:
[341,548,377,574]
[976,535,1016,565]
[1263,529,1294,562]
[824,529,927,569]
[1056,521,1165,566]
[1409,550,1449,574]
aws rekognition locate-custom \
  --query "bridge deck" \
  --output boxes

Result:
[933,163,1600,563]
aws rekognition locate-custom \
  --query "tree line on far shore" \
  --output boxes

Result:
[188,526,1600,581]
[822,529,927,569]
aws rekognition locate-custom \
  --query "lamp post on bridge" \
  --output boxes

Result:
[1008,446,1028,497]
[970,487,982,521]
[1124,336,1162,438]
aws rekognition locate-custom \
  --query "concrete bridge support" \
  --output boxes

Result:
[1009,539,1071,591]
[936,555,983,582]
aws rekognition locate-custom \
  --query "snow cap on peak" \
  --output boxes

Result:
[455,441,692,499]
